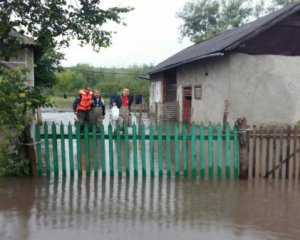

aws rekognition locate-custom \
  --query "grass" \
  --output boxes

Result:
[50,96,74,110]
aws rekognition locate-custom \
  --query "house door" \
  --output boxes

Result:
[182,87,192,123]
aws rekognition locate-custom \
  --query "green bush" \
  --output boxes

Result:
[0,67,51,176]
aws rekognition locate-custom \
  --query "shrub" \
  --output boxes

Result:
[0,67,51,176]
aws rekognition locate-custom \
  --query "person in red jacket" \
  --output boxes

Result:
[114,88,133,130]
[73,86,93,131]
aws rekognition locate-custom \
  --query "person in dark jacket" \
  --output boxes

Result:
[115,88,133,129]
[90,89,105,127]
[73,86,93,131]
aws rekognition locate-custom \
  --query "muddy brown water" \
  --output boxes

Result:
[4,112,297,239]
[0,177,300,240]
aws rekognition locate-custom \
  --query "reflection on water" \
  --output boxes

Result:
[0,177,300,240]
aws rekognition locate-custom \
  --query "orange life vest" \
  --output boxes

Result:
[77,90,92,111]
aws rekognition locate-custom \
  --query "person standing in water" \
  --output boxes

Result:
[115,88,133,130]
[90,89,105,128]
[73,86,93,131]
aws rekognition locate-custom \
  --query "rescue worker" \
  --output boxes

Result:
[73,86,93,131]
[90,89,105,128]
[115,88,133,130]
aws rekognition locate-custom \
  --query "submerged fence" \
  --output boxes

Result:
[248,125,300,180]
[35,122,239,179]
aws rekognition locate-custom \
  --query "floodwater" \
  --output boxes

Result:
[0,177,300,240]
[41,110,152,128]
[3,112,295,239]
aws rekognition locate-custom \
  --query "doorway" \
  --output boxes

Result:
[182,87,192,123]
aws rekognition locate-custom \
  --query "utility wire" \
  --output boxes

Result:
[69,67,148,76]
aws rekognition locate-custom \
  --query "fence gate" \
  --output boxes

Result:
[34,122,239,179]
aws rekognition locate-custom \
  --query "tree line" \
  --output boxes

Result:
[52,64,151,101]
[177,0,297,43]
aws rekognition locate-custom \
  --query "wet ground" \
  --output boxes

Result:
[0,177,300,240]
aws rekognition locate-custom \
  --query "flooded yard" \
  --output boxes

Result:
[0,177,300,240]
[2,111,296,239]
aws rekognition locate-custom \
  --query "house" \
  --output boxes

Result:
[148,3,300,125]
[0,31,39,86]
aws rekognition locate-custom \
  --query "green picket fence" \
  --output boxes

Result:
[35,122,239,179]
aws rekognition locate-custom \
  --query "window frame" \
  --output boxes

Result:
[194,85,202,100]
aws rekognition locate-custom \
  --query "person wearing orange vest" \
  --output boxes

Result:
[73,86,93,131]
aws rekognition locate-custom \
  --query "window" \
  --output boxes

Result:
[194,85,202,100]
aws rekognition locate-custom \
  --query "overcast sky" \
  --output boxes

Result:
[61,0,192,68]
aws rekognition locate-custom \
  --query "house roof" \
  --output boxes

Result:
[149,2,300,75]
[10,29,36,46]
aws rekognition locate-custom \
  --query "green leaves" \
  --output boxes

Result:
[34,50,64,88]
[0,67,52,126]
[0,0,132,88]
[177,0,253,43]
[0,0,132,58]
[0,0,134,175]
[0,67,52,176]
[54,69,86,94]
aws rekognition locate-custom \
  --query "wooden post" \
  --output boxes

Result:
[259,126,264,178]
[176,101,180,123]
[252,125,257,178]
[37,108,43,126]
[222,100,229,132]
[138,103,142,130]
[286,125,291,179]
[26,125,38,177]
[236,116,249,179]
[155,102,158,126]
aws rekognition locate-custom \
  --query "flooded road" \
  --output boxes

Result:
[0,177,300,240]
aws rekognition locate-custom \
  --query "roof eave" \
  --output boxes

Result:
[149,52,224,76]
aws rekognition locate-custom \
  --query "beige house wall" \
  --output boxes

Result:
[176,53,300,125]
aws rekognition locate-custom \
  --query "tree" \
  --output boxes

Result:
[0,1,132,175]
[0,1,132,57]
[54,69,86,94]
[177,0,298,43]
[34,50,64,88]
[0,0,132,87]
[274,0,297,6]
[72,64,104,87]
[0,68,51,176]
